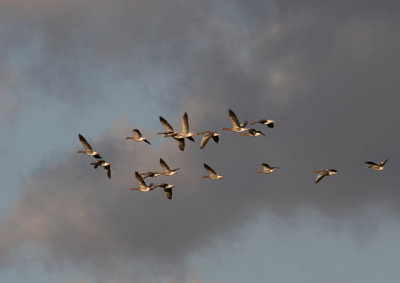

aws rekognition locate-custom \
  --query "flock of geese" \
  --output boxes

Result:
[76,109,388,199]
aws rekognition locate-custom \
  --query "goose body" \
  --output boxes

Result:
[239,128,265,137]
[365,159,388,171]
[90,159,111,179]
[250,119,275,128]
[202,163,224,180]
[160,158,179,176]
[223,109,249,133]
[76,134,102,159]
[314,169,337,184]
[257,163,280,174]
[126,129,151,145]
[195,131,220,149]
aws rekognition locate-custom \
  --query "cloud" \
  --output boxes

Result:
[1,0,400,281]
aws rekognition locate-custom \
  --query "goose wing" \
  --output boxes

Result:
[78,134,93,151]
[135,171,146,187]
[211,134,219,143]
[365,161,378,166]
[164,188,172,200]
[204,163,217,176]
[262,163,271,169]
[250,119,265,125]
[160,158,171,173]
[133,129,142,138]
[240,120,248,128]
[159,116,174,132]
[315,171,328,184]
[181,112,189,134]
[174,137,185,151]
[200,132,214,149]
[379,159,388,166]
[104,165,111,179]
[228,109,240,128]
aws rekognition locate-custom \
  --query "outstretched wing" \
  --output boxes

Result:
[104,166,111,179]
[200,132,213,149]
[159,116,174,132]
[240,120,248,128]
[160,158,171,173]
[250,119,265,125]
[174,137,185,151]
[135,171,146,187]
[181,112,189,134]
[133,129,142,138]
[78,134,93,151]
[164,188,173,200]
[262,163,270,169]
[211,135,219,144]
[315,171,328,184]
[204,163,217,175]
[228,109,240,128]
[365,161,378,166]
[379,159,388,166]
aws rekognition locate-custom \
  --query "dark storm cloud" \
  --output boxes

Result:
[1,0,400,282]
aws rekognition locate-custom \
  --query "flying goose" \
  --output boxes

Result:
[365,159,388,171]
[202,163,224,180]
[250,119,275,128]
[160,158,179,176]
[257,163,280,174]
[130,171,155,192]
[76,134,102,159]
[314,169,337,184]
[90,159,111,179]
[223,109,249,133]
[154,183,175,200]
[239,128,265,137]
[139,171,162,179]
[195,131,221,149]
[125,129,151,145]
[157,116,187,151]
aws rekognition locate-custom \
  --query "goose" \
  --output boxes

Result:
[195,131,220,149]
[139,171,162,179]
[90,159,111,179]
[257,163,280,174]
[239,128,265,137]
[250,119,275,128]
[202,163,224,179]
[314,169,337,184]
[130,171,155,192]
[125,129,151,145]
[365,159,388,171]
[157,116,187,151]
[223,109,249,133]
[160,158,179,176]
[76,134,102,159]
[171,112,195,142]
[154,183,175,200]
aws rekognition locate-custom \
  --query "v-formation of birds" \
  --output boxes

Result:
[77,109,388,199]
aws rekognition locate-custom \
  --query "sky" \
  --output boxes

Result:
[1,0,400,282]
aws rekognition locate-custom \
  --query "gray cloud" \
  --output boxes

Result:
[1,0,400,281]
